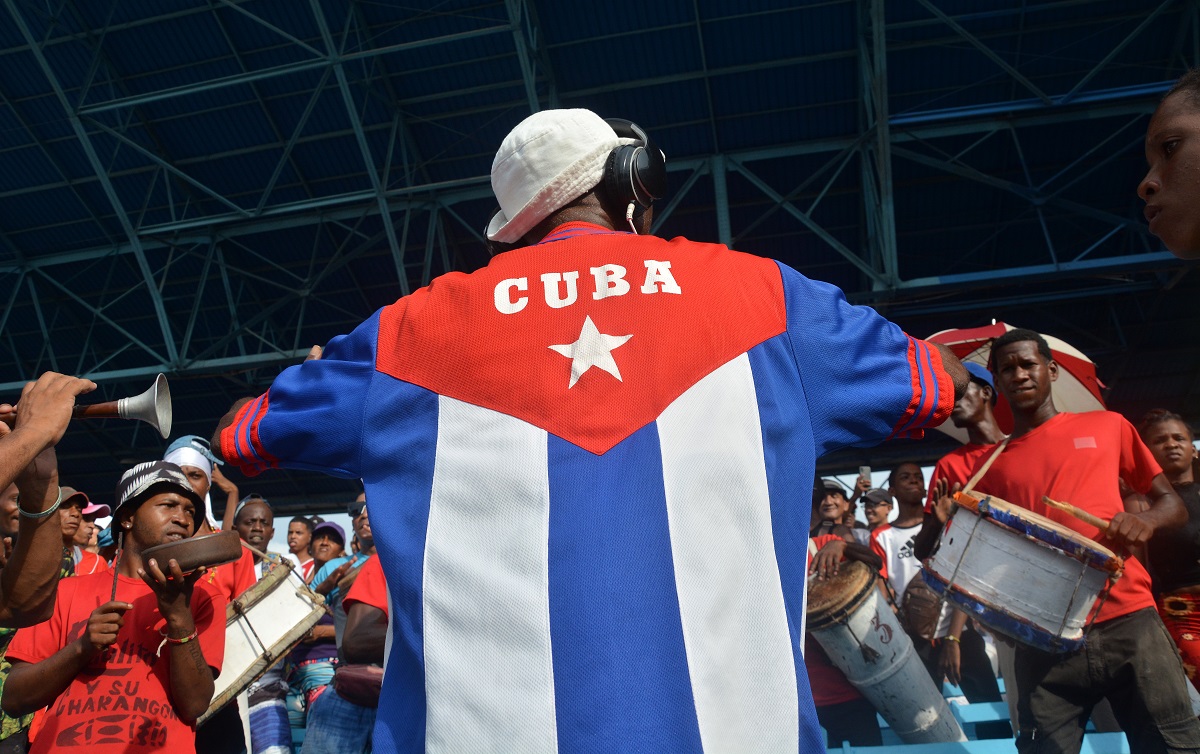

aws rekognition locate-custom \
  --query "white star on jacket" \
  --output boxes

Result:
[549,316,633,388]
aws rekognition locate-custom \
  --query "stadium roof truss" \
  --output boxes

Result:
[1,0,1196,507]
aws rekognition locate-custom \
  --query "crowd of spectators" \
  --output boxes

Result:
[0,389,384,754]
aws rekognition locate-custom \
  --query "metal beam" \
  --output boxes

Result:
[729,158,890,287]
[76,25,512,116]
[915,0,1052,104]
[710,155,731,247]
[308,0,407,293]
[859,0,898,285]
[505,0,540,112]
[6,0,179,364]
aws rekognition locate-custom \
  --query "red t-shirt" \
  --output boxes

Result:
[75,548,109,576]
[925,442,997,514]
[7,572,226,754]
[804,534,863,707]
[198,545,256,601]
[970,411,1161,623]
[343,555,387,617]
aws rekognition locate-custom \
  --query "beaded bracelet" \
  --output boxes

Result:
[155,628,199,658]
[17,486,62,520]
[160,628,198,645]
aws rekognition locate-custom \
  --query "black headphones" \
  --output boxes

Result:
[603,118,667,209]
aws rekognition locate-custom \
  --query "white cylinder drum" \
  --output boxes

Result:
[807,561,967,744]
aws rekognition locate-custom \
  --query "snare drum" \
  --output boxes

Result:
[924,493,1123,653]
[807,560,966,744]
[198,562,326,725]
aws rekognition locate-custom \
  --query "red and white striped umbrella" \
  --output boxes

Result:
[927,322,1106,443]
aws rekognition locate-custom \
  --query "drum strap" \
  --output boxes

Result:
[962,437,1010,494]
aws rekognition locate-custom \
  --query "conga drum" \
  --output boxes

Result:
[807,560,966,744]
[924,492,1123,652]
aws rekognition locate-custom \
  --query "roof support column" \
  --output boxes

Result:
[711,155,732,248]
[858,0,898,289]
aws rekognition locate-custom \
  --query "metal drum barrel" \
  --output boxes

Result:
[807,560,966,744]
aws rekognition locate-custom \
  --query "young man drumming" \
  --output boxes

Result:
[972,329,1200,753]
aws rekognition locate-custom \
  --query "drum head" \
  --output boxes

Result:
[978,494,1121,574]
[142,530,243,574]
[807,559,876,630]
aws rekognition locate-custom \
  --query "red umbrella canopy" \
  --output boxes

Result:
[927,322,1106,442]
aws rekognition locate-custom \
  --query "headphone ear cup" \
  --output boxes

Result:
[604,144,638,208]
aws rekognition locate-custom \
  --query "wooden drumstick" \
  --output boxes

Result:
[1042,495,1110,532]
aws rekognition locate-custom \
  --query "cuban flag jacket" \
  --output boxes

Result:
[221,222,954,753]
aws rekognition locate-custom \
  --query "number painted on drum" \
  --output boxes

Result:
[870,613,893,644]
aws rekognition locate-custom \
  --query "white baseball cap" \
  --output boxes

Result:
[486,109,630,244]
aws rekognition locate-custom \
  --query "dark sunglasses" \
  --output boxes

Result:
[349,501,367,518]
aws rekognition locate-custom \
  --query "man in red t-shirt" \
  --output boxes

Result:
[974,329,1200,753]
[2,461,226,754]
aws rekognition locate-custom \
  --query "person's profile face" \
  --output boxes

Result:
[950,380,987,428]
[1140,92,1200,259]
[0,484,18,539]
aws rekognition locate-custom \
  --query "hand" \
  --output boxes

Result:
[0,537,10,569]
[855,476,871,494]
[140,557,204,626]
[82,601,132,655]
[336,563,363,595]
[809,539,846,581]
[210,465,238,497]
[932,478,960,524]
[305,345,323,362]
[939,638,962,687]
[316,561,354,595]
[1103,511,1156,550]
[10,373,97,450]
[0,404,12,434]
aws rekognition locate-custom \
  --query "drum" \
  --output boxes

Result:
[924,492,1123,653]
[807,560,966,744]
[198,562,326,725]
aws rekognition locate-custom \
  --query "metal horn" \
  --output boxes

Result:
[71,374,173,438]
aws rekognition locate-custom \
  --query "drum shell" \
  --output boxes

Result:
[807,561,966,744]
[925,501,1112,652]
[199,563,326,725]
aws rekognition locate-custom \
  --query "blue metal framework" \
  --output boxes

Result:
[1,0,1196,507]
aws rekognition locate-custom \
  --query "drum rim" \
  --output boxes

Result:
[957,496,1122,575]
[923,569,1084,653]
[807,560,878,631]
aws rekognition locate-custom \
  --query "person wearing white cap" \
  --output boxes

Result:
[213,108,968,753]
[164,435,241,533]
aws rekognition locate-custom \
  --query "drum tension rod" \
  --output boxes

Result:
[231,599,272,661]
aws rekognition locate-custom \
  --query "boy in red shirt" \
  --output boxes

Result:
[974,329,1199,753]
[2,461,226,754]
